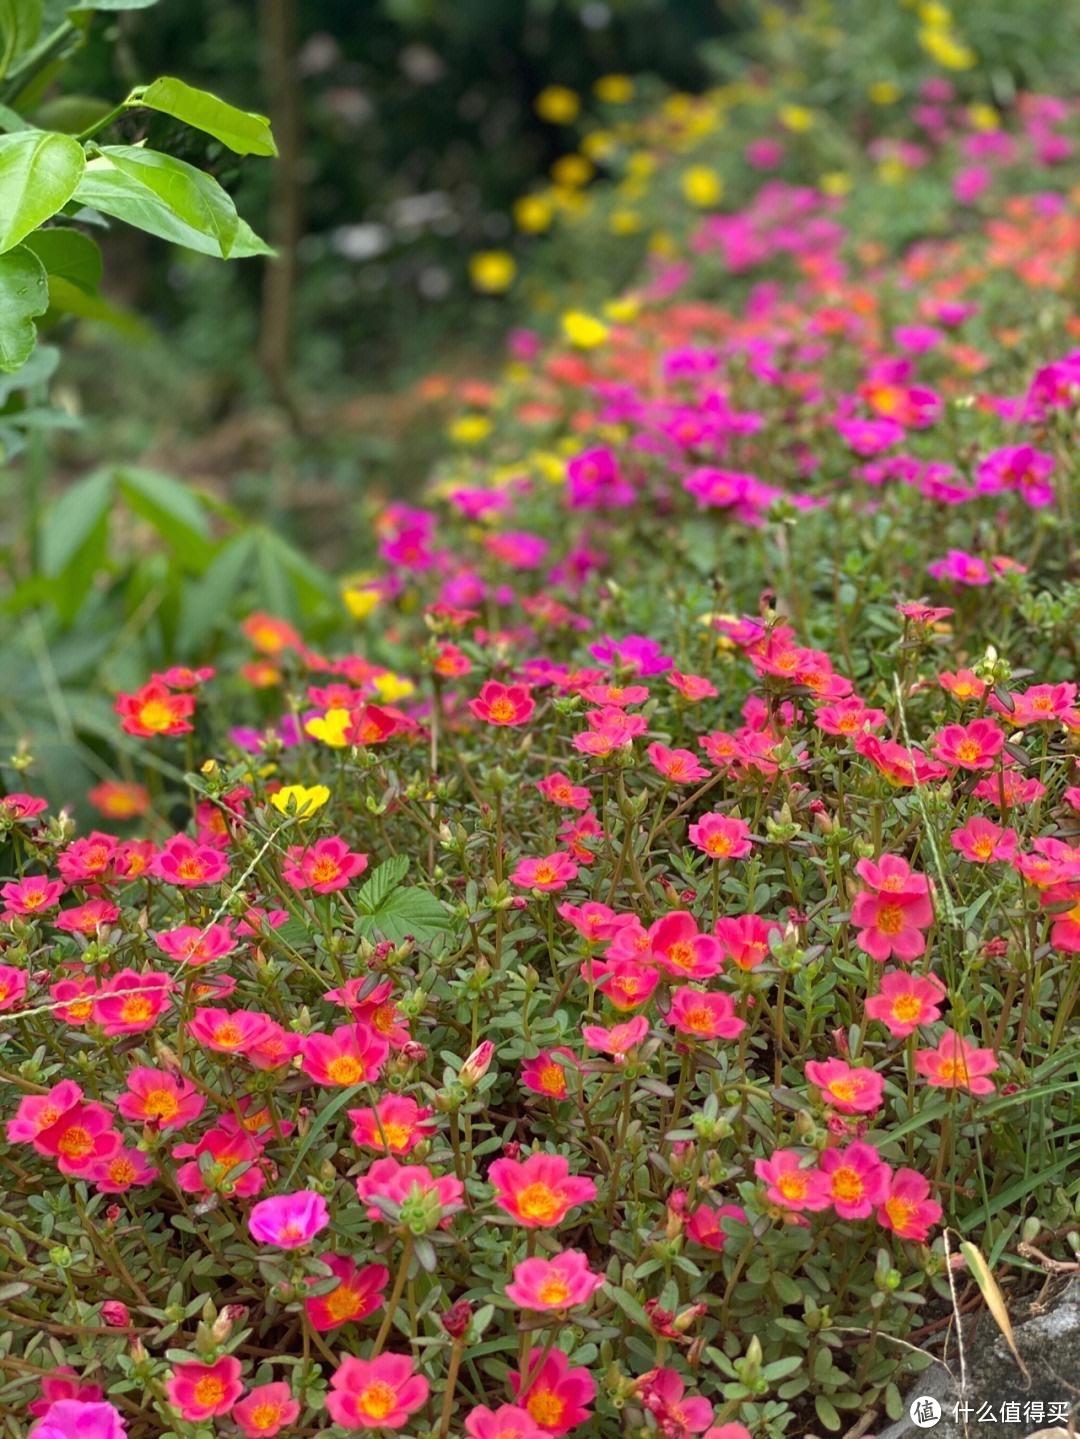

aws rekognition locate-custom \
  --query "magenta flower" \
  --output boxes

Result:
[505,1249,604,1311]
[248,1189,330,1248]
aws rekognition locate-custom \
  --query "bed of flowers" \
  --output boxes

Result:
[3,35,1080,1439]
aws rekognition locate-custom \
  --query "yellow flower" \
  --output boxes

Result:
[648,230,676,258]
[681,165,724,208]
[967,102,999,131]
[779,104,815,132]
[918,1,952,25]
[868,80,901,105]
[372,671,415,703]
[581,128,616,162]
[535,85,581,124]
[448,415,492,444]
[271,784,330,819]
[627,150,656,179]
[609,207,642,235]
[594,74,633,104]
[533,451,566,484]
[561,311,609,349]
[820,170,853,196]
[342,577,380,619]
[305,709,351,748]
[550,154,594,188]
[469,250,516,294]
[513,193,553,233]
[877,158,908,185]
[604,297,640,323]
[919,25,975,68]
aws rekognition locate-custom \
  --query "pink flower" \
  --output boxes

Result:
[90,1146,158,1193]
[851,867,933,963]
[30,1401,126,1439]
[754,1149,831,1213]
[505,1249,604,1311]
[520,1049,577,1101]
[510,852,579,892]
[815,697,888,737]
[469,681,535,726]
[7,1080,84,1144]
[951,817,1018,864]
[687,813,752,860]
[165,1356,244,1421]
[668,670,718,702]
[914,1029,997,1095]
[305,1254,389,1331]
[301,1023,390,1087]
[34,1101,120,1176]
[819,1142,892,1219]
[489,1153,597,1228]
[536,773,591,810]
[233,1383,301,1437]
[932,719,1005,771]
[172,1120,267,1198]
[593,958,660,1011]
[581,1014,649,1057]
[326,1353,429,1430]
[117,1066,205,1130]
[283,836,368,893]
[805,1058,884,1114]
[0,965,27,1010]
[646,742,709,784]
[1,874,65,920]
[154,922,236,967]
[636,1368,713,1434]
[864,971,947,1037]
[876,1168,943,1242]
[666,987,745,1041]
[188,1007,279,1057]
[465,1406,545,1439]
[91,969,172,1035]
[53,900,120,936]
[348,1094,436,1154]
[510,1349,596,1434]
[685,1199,747,1251]
[150,836,230,887]
[28,1369,103,1419]
[355,1157,465,1225]
[649,911,724,979]
[248,1189,330,1248]
[714,914,781,970]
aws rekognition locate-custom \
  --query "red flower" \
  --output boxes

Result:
[469,681,536,726]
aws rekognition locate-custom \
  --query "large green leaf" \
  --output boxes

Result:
[0,338,56,402]
[96,144,239,256]
[23,227,101,292]
[0,0,43,80]
[356,886,453,946]
[0,243,47,370]
[0,129,85,253]
[39,467,114,576]
[74,153,270,258]
[136,77,277,157]
[176,531,257,652]
[44,274,147,339]
[116,466,214,569]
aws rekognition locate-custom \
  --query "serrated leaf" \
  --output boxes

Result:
[355,886,451,945]
[0,129,85,253]
[136,76,277,157]
[355,855,410,913]
[0,243,47,370]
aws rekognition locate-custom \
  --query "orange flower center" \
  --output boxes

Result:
[381,1121,411,1149]
[827,1077,859,1102]
[527,1389,566,1427]
[311,858,342,884]
[830,1166,864,1203]
[120,996,154,1023]
[777,1172,807,1200]
[539,1064,567,1097]
[706,834,733,857]
[326,1055,365,1085]
[144,1088,180,1120]
[194,1375,226,1408]
[138,699,177,732]
[891,994,923,1023]
[248,1403,283,1431]
[885,1196,917,1231]
[358,1381,397,1420]
[57,1125,92,1158]
[515,1182,562,1222]
[956,740,981,763]
[666,941,695,970]
[325,1284,365,1323]
[489,698,516,721]
[532,863,557,885]
[876,903,904,935]
[213,1022,243,1048]
[108,1157,137,1185]
[537,1275,573,1306]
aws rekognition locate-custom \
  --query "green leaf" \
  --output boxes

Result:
[355,887,452,945]
[0,337,56,401]
[0,129,85,253]
[116,466,214,568]
[282,1084,363,1187]
[136,77,277,157]
[94,144,239,256]
[176,532,257,651]
[44,273,148,338]
[814,1396,841,1432]
[355,855,410,913]
[23,227,101,292]
[607,1285,651,1329]
[74,153,270,258]
[0,0,43,81]
[39,467,113,575]
[69,0,160,8]
[0,243,47,370]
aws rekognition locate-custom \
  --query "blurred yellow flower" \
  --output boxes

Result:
[627,151,657,179]
[372,672,415,703]
[271,784,330,819]
[594,74,634,104]
[342,577,381,619]
[877,159,908,185]
[967,103,999,131]
[919,26,975,68]
[449,415,493,444]
[681,165,724,207]
[581,129,616,162]
[604,297,639,323]
[868,81,901,105]
[535,85,580,124]
[820,171,853,196]
[609,207,642,235]
[513,193,553,233]
[779,104,815,132]
[561,311,609,349]
[551,154,594,188]
[469,250,516,294]
[918,1,952,24]
[305,709,351,748]
[649,230,677,258]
